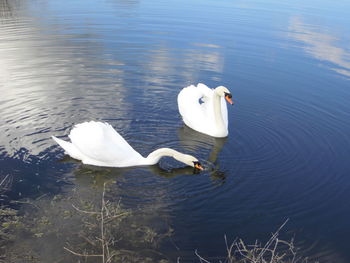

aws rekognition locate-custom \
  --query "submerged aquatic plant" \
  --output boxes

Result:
[0,180,173,263]
[63,182,130,263]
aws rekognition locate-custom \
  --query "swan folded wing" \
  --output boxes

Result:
[196,83,213,97]
[68,121,143,165]
[178,84,215,130]
[178,85,208,120]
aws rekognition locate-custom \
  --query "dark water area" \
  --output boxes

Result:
[1,0,350,262]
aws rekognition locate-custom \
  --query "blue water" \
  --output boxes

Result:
[1,0,350,262]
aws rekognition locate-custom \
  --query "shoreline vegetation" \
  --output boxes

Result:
[1,181,317,263]
[193,219,317,263]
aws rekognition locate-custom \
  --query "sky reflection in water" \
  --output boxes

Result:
[1,0,350,262]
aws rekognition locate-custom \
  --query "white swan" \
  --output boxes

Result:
[178,83,233,138]
[52,121,203,170]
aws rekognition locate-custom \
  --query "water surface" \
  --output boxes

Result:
[1,0,350,262]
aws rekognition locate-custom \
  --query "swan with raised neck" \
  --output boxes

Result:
[212,86,233,137]
[178,83,233,138]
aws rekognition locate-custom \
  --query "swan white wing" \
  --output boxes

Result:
[197,84,217,123]
[52,136,85,160]
[196,83,214,97]
[68,121,144,166]
[178,84,215,131]
[178,85,200,116]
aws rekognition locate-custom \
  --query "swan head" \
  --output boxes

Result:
[215,86,234,105]
[173,153,204,171]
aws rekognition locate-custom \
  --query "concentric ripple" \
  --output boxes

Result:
[1,0,350,262]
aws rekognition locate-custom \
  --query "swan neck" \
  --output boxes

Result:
[213,93,225,129]
[145,148,180,165]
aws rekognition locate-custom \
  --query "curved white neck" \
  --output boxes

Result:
[143,148,185,165]
[213,91,226,131]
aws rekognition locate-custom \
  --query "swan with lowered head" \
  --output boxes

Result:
[178,83,233,138]
[52,121,203,170]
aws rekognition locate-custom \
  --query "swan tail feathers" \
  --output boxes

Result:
[52,136,83,161]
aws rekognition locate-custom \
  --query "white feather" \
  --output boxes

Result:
[52,121,202,169]
[178,83,231,137]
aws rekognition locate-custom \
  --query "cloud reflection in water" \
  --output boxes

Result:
[288,16,350,78]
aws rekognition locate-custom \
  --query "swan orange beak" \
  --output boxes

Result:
[194,162,204,171]
[225,94,234,105]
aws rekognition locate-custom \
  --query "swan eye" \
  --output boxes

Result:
[224,92,232,99]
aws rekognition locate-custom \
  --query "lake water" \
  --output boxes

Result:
[1,0,350,262]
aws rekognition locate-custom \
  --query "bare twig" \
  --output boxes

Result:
[72,204,99,215]
[101,183,106,263]
[78,234,97,246]
[224,235,236,263]
[0,174,9,188]
[64,182,125,263]
[256,219,289,261]
[63,246,102,257]
[195,249,211,263]
[10,199,40,209]
[194,219,317,263]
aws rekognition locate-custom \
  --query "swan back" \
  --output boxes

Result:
[67,121,144,167]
